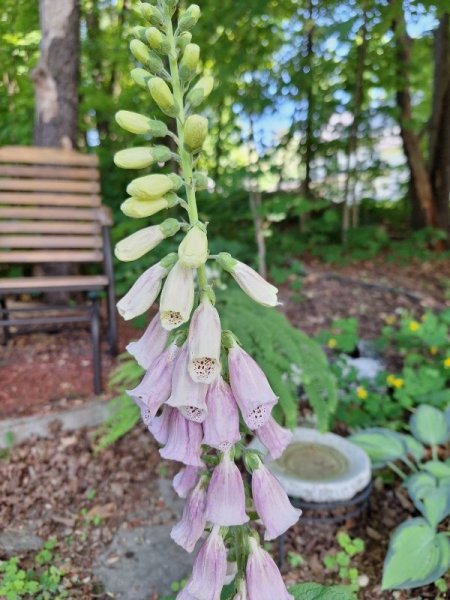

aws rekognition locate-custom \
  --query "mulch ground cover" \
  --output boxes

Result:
[0,257,449,599]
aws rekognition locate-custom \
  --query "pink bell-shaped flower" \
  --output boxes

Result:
[228,345,277,430]
[246,537,294,600]
[188,300,221,383]
[126,313,169,370]
[160,409,204,467]
[173,466,200,498]
[148,405,174,445]
[255,416,292,460]
[167,345,208,423]
[116,262,168,320]
[203,377,241,452]
[205,451,249,526]
[127,342,179,419]
[252,463,301,540]
[187,526,228,600]
[171,478,207,552]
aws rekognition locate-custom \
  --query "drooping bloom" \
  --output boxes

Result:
[127,343,179,419]
[166,345,208,423]
[148,405,174,445]
[178,225,209,268]
[217,253,278,307]
[205,451,249,526]
[255,416,292,460]
[188,300,221,383]
[171,478,207,552]
[160,409,204,467]
[246,537,294,600]
[126,313,169,370]
[187,526,228,600]
[117,262,168,320]
[252,463,301,540]
[228,345,277,430]
[173,466,200,499]
[160,261,195,330]
[203,377,241,452]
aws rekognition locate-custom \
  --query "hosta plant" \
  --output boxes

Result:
[351,404,450,591]
[112,1,339,597]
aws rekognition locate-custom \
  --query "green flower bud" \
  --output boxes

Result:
[176,31,192,52]
[193,171,209,190]
[179,43,200,81]
[127,173,182,201]
[186,75,214,107]
[130,40,164,75]
[121,196,170,218]
[115,110,152,134]
[114,146,172,169]
[148,77,178,117]
[184,114,208,153]
[178,4,201,32]
[145,27,171,54]
[165,0,179,9]
[138,2,163,26]
[132,26,147,43]
[114,147,154,169]
[131,68,152,89]
[178,224,208,268]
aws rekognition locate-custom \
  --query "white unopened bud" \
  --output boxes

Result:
[127,173,181,201]
[121,197,170,218]
[160,261,195,330]
[178,225,208,268]
[217,253,279,307]
[115,219,180,262]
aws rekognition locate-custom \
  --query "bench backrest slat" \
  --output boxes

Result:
[0,146,109,264]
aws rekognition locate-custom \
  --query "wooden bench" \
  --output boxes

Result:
[0,146,118,394]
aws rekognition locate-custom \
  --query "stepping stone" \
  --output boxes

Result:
[0,530,44,555]
[95,524,193,599]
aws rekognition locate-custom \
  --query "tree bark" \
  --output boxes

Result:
[429,13,450,237]
[32,0,80,148]
[342,10,368,241]
[392,2,437,229]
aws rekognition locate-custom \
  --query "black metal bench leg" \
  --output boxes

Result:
[0,296,11,345]
[106,283,118,356]
[90,297,102,394]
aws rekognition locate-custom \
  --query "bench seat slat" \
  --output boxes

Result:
[0,193,101,207]
[0,235,103,249]
[0,275,109,293]
[0,166,100,180]
[0,207,101,221]
[0,221,101,234]
[0,250,103,263]
[0,179,101,194]
[0,146,98,167]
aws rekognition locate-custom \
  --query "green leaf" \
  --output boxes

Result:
[349,428,406,467]
[422,461,450,479]
[398,434,425,462]
[382,518,450,590]
[289,582,354,600]
[407,472,450,527]
[410,405,450,446]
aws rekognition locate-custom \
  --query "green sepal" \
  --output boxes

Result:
[159,218,181,238]
[216,252,238,273]
[159,252,178,269]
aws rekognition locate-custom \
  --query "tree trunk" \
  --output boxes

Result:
[32,0,81,299]
[429,13,450,237]
[32,0,80,148]
[249,190,267,278]
[392,2,437,229]
[342,11,368,241]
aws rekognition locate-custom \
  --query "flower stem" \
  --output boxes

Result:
[164,7,208,293]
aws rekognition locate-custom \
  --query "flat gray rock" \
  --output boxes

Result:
[95,524,193,599]
[0,530,44,555]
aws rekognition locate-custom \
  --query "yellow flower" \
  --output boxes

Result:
[409,321,420,332]
[444,357,450,369]
[356,386,368,400]
[429,346,438,356]
[386,374,396,387]
[393,377,404,389]
[327,338,337,349]
[384,315,397,325]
